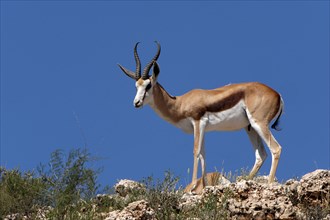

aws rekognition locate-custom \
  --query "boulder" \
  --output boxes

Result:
[105,200,156,220]
[297,169,330,204]
[202,180,297,219]
[115,179,145,197]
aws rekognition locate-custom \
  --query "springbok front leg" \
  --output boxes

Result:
[192,120,207,188]
[245,126,268,179]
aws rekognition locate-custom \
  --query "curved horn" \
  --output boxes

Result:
[134,42,141,79]
[118,64,138,80]
[118,42,142,80]
[142,41,161,80]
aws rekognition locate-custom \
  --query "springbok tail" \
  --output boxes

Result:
[271,98,284,131]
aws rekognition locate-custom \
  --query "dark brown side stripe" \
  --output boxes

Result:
[207,91,245,113]
[190,91,245,120]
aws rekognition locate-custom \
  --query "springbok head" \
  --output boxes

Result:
[118,41,161,108]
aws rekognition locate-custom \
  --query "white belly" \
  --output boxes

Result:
[175,118,194,133]
[204,100,249,131]
[174,101,249,133]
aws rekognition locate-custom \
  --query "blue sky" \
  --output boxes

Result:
[1,1,329,188]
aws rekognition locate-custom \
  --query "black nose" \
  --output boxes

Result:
[134,101,142,108]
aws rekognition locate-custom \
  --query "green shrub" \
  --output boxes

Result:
[0,148,102,220]
[0,168,47,218]
[39,148,100,219]
[141,171,182,220]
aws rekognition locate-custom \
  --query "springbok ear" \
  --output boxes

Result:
[152,61,160,80]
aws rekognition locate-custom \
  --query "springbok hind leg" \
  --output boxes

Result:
[245,126,268,179]
[252,123,282,183]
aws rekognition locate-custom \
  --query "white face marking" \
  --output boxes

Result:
[134,79,152,108]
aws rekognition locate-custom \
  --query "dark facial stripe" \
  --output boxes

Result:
[145,83,152,91]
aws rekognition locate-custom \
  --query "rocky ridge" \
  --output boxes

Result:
[101,170,329,220]
[4,169,330,220]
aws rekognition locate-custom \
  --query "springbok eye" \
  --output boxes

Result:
[145,83,152,91]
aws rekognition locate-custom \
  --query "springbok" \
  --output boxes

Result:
[118,42,284,194]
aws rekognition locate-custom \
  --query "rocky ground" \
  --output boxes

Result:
[4,169,330,220]
[96,169,330,220]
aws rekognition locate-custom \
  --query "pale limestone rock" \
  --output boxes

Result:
[298,169,330,204]
[115,179,145,197]
[105,200,156,220]
[179,193,202,211]
[199,179,298,219]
